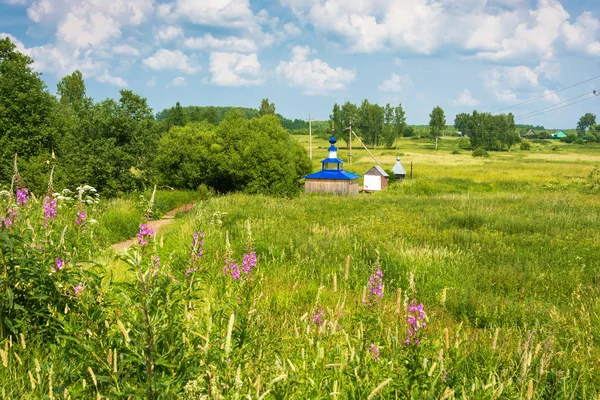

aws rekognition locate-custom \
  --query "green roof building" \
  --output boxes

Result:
[551,131,567,139]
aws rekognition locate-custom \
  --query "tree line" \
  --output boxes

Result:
[0,37,310,197]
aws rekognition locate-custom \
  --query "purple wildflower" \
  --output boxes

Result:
[191,232,205,259]
[75,211,87,225]
[368,344,380,361]
[364,269,383,306]
[43,197,57,221]
[16,188,29,207]
[73,285,84,297]
[52,258,65,273]
[241,251,257,275]
[312,310,324,326]
[405,300,427,345]
[137,223,154,246]
[230,263,240,280]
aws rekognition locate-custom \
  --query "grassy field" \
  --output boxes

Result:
[2,136,600,398]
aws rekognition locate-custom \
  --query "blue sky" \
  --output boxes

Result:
[1,0,599,128]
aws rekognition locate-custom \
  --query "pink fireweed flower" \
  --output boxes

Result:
[230,263,240,280]
[312,310,324,326]
[364,269,383,306]
[52,258,65,273]
[75,211,87,225]
[137,223,154,246]
[16,188,29,206]
[73,285,84,297]
[191,232,205,259]
[405,300,427,345]
[241,251,257,275]
[43,197,57,221]
[368,344,380,361]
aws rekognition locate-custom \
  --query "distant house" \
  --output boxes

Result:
[392,157,407,181]
[551,131,567,139]
[522,129,536,138]
[363,166,389,192]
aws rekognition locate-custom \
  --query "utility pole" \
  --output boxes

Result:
[345,119,353,164]
[309,113,313,160]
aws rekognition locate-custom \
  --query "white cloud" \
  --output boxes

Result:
[96,70,128,87]
[542,89,561,103]
[143,49,200,74]
[158,0,256,29]
[28,0,154,47]
[452,88,479,106]
[378,73,412,93]
[166,76,186,88]
[146,76,157,87]
[281,0,600,61]
[209,52,263,87]
[113,44,141,57]
[275,45,355,95]
[184,34,257,53]
[154,25,183,43]
[283,22,301,37]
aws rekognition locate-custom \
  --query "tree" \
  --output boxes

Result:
[203,106,219,125]
[357,100,384,147]
[429,106,446,150]
[56,70,90,112]
[0,37,56,190]
[258,98,275,117]
[329,103,343,141]
[382,104,395,148]
[155,112,310,196]
[454,112,470,135]
[168,101,188,128]
[577,113,596,137]
[393,104,406,146]
[341,101,358,145]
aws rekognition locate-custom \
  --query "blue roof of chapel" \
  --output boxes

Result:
[304,170,360,180]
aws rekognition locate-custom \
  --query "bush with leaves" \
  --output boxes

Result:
[472,148,489,158]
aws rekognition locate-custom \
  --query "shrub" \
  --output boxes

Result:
[472,148,489,158]
[520,141,531,150]
[451,149,461,154]
[575,138,585,145]
[458,138,471,149]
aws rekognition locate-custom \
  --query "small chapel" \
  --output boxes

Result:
[304,129,360,195]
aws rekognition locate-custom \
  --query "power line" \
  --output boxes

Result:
[492,74,600,114]
[516,91,599,121]
[514,91,593,119]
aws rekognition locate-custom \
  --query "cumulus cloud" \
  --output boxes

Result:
[143,49,200,74]
[158,0,256,29]
[166,76,186,88]
[451,88,479,106]
[112,44,141,57]
[275,46,355,95]
[280,0,600,61]
[154,25,184,43]
[209,52,263,87]
[96,70,128,87]
[2,0,28,5]
[482,61,560,102]
[378,73,412,93]
[184,34,257,53]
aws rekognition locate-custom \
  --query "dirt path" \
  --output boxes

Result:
[110,203,195,252]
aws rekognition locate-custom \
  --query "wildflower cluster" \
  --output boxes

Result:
[1,208,18,229]
[16,188,29,207]
[312,310,324,326]
[43,196,57,221]
[52,258,65,273]
[137,223,154,246]
[73,285,84,297]
[241,251,256,275]
[186,232,205,277]
[75,211,87,226]
[364,269,383,306]
[405,301,427,345]
[368,343,380,361]
[222,232,256,281]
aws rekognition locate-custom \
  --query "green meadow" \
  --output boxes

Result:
[2,136,600,398]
